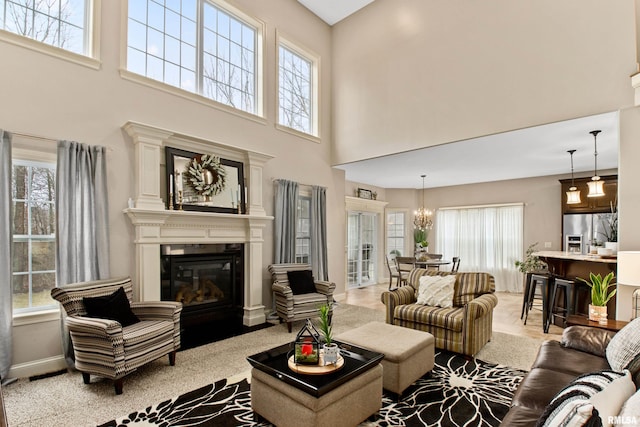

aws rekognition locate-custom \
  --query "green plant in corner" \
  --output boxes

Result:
[578,272,616,307]
[318,304,333,345]
[514,242,547,274]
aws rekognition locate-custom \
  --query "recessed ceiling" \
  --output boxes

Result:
[297,0,376,25]
[334,112,619,189]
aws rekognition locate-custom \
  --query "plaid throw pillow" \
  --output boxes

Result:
[606,317,640,376]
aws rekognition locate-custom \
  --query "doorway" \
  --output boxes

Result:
[347,211,378,288]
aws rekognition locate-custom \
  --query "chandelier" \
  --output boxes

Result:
[586,130,605,198]
[566,149,581,204]
[413,174,433,230]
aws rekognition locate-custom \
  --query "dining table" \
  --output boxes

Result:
[414,259,452,270]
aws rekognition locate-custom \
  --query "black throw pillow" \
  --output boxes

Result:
[287,270,317,295]
[83,287,140,327]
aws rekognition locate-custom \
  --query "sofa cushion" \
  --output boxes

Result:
[393,304,464,332]
[619,388,640,420]
[287,270,317,295]
[416,275,455,307]
[453,272,494,306]
[511,368,578,414]
[532,341,611,377]
[606,317,640,377]
[83,286,140,327]
[537,370,634,427]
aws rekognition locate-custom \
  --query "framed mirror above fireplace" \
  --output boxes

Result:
[165,146,246,213]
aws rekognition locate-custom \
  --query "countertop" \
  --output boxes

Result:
[532,251,617,264]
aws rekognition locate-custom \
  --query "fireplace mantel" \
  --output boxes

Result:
[122,122,274,327]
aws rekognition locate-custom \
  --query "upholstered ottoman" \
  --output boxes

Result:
[251,364,383,427]
[336,321,435,395]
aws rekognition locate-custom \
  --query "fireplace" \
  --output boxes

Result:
[123,121,274,333]
[161,244,244,346]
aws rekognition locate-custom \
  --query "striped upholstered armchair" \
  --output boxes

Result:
[381,269,497,356]
[51,277,182,394]
[268,263,335,332]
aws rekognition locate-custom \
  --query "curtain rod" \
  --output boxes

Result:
[438,202,524,211]
[10,130,113,151]
[271,177,319,188]
[10,131,58,142]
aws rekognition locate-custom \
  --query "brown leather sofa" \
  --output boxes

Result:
[501,325,616,426]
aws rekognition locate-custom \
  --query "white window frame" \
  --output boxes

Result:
[295,193,311,264]
[11,158,57,314]
[121,0,265,122]
[276,31,320,142]
[11,139,59,321]
[0,0,101,69]
[385,209,407,257]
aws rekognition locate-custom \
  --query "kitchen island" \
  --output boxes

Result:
[532,251,617,320]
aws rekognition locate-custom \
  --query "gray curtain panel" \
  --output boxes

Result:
[56,141,110,365]
[56,141,110,285]
[0,131,13,381]
[274,179,298,263]
[311,185,328,281]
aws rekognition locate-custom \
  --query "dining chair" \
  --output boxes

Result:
[385,255,402,290]
[451,257,461,273]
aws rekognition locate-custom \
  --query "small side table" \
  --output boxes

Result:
[566,315,629,333]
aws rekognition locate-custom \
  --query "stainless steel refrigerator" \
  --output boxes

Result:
[562,213,614,254]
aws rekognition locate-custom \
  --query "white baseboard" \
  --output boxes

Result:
[8,355,67,379]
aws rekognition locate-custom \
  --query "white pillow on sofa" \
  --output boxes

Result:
[416,275,456,308]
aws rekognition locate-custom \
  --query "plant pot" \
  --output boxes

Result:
[322,343,339,365]
[604,242,618,254]
[588,304,608,324]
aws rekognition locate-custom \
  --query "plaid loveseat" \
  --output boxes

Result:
[381,269,497,356]
[51,276,182,394]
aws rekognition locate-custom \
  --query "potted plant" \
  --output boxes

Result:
[515,243,547,275]
[578,272,616,324]
[318,304,338,365]
[414,228,429,261]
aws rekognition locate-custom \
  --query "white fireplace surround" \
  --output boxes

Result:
[123,121,274,327]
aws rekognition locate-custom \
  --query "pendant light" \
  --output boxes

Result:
[413,174,433,230]
[566,149,581,204]
[586,130,605,198]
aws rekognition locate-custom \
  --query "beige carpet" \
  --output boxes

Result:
[3,304,545,427]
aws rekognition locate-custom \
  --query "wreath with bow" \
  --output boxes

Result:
[184,154,227,197]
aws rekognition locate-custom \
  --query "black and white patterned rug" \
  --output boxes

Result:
[98,350,526,427]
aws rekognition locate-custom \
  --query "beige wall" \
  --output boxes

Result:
[2,0,339,376]
[332,0,637,165]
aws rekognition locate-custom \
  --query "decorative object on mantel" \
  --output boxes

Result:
[185,154,227,200]
[356,187,373,199]
[165,147,245,214]
[565,149,581,205]
[587,130,605,198]
[413,174,433,231]
[578,271,616,324]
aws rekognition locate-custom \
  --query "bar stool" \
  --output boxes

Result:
[520,273,534,320]
[547,278,575,331]
[523,273,552,332]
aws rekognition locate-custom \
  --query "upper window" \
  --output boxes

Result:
[278,38,318,137]
[127,0,260,115]
[0,0,91,56]
[12,159,57,313]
